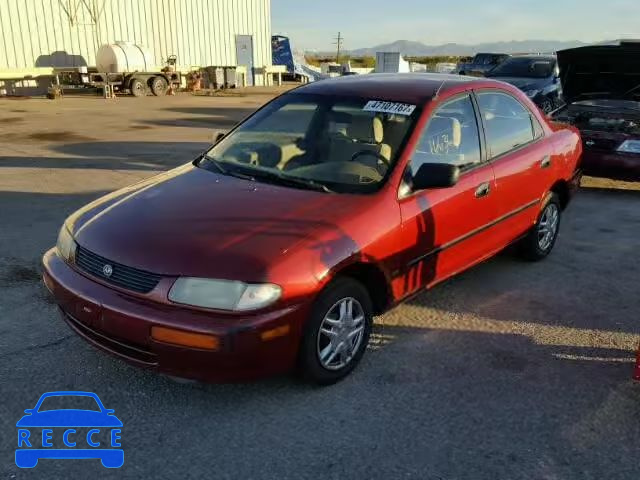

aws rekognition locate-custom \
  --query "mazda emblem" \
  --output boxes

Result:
[102,264,113,277]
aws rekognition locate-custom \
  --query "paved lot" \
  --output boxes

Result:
[1,92,639,479]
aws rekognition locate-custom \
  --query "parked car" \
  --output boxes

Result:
[550,40,640,181]
[42,74,582,385]
[456,53,510,76]
[486,55,562,113]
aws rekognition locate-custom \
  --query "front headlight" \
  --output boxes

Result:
[56,225,76,262]
[525,89,540,98]
[168,278,282,311]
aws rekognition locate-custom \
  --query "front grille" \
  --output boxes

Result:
[75,246,162,294]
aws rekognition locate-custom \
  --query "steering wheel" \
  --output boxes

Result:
[350,150,390,168]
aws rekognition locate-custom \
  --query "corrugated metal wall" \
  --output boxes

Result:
[0,0,271,70]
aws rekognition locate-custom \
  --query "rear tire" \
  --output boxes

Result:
[518,193,561,261]
[298,278,373,385]
[150,76,168,96]
[130,79,145,97]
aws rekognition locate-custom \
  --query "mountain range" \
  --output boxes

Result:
[337,40,589,57]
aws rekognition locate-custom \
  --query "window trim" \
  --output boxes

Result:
[472,89,546,163]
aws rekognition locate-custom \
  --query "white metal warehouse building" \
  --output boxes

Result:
[0,0,272,85]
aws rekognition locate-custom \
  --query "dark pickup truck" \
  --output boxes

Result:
[455,53,510,77]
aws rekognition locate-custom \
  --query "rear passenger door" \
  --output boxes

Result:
[474,90,548,244]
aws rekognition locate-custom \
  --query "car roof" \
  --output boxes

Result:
[508,54,557,61]
[292,73,491,104]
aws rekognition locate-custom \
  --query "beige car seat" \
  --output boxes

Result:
[328,115,392,166]
[416,116,466,165]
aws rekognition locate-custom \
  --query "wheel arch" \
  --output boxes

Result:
[330,262,392,315]
[550,179,570,209]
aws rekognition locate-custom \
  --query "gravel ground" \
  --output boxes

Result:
[1,93,639,480]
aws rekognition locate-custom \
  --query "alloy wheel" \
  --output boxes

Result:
[538,202,559,251]
[316,297,365,371]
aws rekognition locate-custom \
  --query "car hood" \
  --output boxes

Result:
[68,164,367,280]
[16,411,123,427]
[557,40,640,103]
[488,76,550,91]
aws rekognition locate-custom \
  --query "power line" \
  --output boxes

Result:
[333,32,343,64]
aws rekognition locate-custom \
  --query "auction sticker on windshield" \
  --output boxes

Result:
[363,100,416,116]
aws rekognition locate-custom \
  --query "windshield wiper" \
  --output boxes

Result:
[198,155,256,181]
[197,154,227,173]
[248,169,334,193]
[197,156,333,192]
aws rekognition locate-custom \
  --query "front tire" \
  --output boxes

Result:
[518,193,561,261]
[298,278,373,385]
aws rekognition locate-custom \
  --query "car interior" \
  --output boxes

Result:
[214,100,416,185]
[410,97,481,172]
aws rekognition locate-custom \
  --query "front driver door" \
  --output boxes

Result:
[393,93,499,299]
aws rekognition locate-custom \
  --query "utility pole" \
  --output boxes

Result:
[334,32,343,64]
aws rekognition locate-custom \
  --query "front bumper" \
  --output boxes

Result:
[42,248,310,382]
[581,150,640,181]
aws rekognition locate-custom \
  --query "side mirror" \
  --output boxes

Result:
[412,163,460,190]
[24,409,34,414]
[105,409,115,415]
[213,132,226,144]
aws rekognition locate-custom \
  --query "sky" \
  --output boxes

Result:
[271,0,638,51]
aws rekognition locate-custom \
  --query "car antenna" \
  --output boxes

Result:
[434,79,447,99]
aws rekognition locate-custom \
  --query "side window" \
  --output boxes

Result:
[407,94,482,177]
[476,92,538,158]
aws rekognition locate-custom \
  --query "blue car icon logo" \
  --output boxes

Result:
[16,391,123,468]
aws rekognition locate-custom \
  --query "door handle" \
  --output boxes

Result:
[540,156,552,169]
[475,182,491,198]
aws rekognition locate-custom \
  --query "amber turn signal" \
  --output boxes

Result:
[260,324,290,341]
[151,326,220,350]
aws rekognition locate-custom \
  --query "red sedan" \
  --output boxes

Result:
[43,74,582,384]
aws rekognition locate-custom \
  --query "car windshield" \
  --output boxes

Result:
[489,57,555,78]
[474,54,503,65]
[38,395,102,412]
[200,93,421,193]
